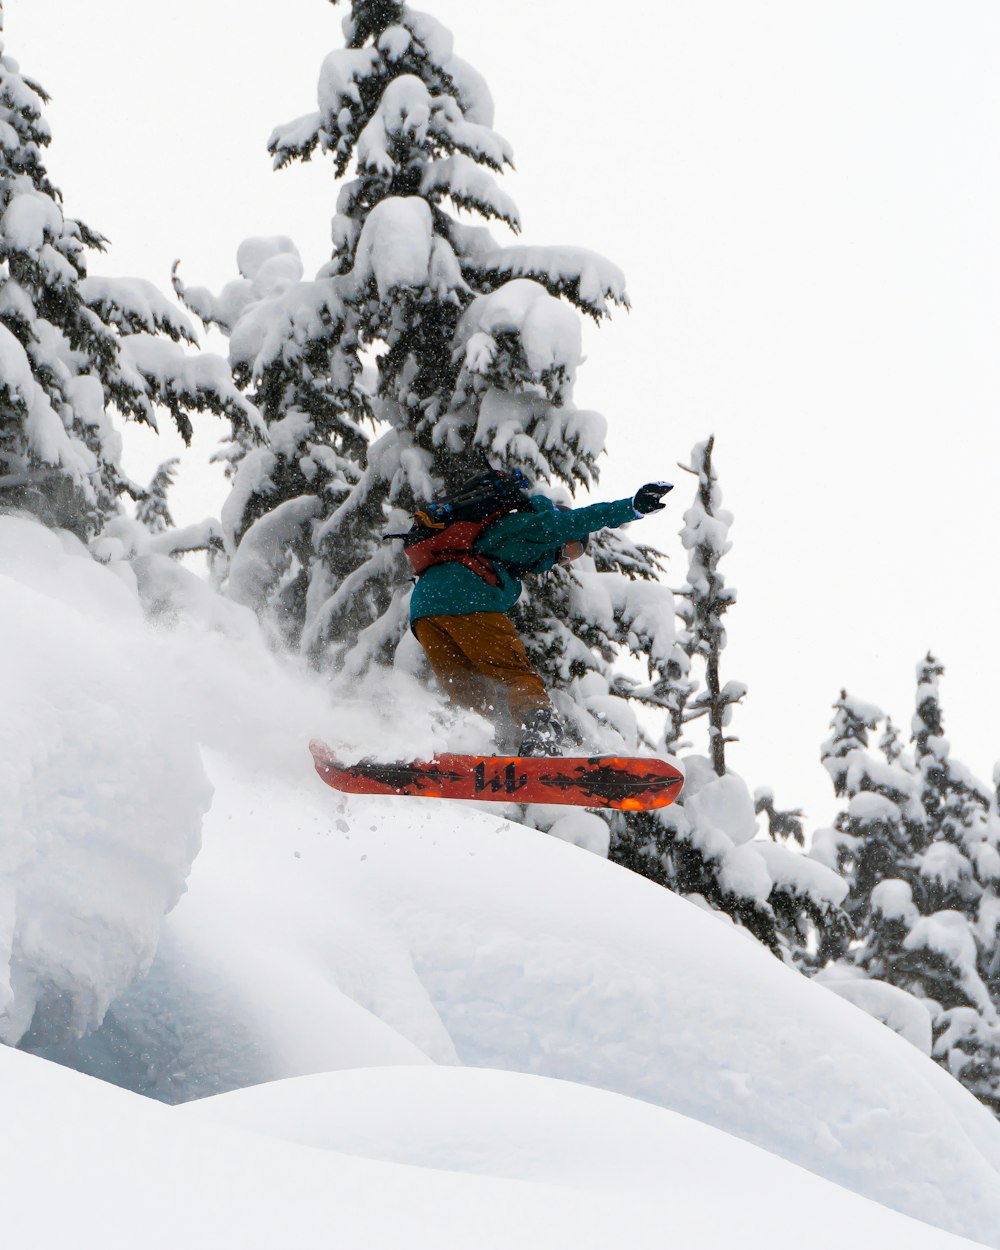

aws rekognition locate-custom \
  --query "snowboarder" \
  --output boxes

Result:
[403,471,674,755]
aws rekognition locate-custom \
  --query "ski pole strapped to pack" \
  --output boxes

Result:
[384,467,532,586]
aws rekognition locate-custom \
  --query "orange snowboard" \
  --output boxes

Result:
[310,741,683,811]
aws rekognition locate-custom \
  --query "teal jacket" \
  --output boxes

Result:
[409,494,639,625]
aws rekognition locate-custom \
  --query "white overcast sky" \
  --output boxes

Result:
[9,0,1000,826]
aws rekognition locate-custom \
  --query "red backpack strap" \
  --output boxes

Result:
[404,512,507,585]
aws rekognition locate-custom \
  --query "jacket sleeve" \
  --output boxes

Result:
[481,497,639,565]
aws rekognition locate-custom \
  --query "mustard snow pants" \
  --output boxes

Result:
[413,612,552,724]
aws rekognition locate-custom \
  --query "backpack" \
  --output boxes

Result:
[386,468,532,586]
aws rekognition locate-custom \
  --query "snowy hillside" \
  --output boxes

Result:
[4,512,1000,1249]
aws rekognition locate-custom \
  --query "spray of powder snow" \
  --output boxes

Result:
[0,512,461,1048]
[0,517,212,1044]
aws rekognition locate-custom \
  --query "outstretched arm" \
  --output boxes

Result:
[528,482,675,542]
[482,484,674,564]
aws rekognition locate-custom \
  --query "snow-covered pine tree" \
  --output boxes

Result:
[903,655,1000,1109]
[674,437,745,776]
[814,666,1000,1115]
[173,231,364,650]
[819,695,934,978]
[909,654,995,913]
[815,690,925,925]
[0,20,260,543]
[610,441,850,963]
[176,0,681,753]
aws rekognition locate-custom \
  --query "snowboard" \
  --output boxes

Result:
[310,740,684,811]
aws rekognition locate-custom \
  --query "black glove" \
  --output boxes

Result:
[633,482,674,515]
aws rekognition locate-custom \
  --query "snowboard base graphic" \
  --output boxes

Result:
[310,741,684,811]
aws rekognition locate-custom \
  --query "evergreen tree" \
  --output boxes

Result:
[0,22,260,542]
[817,690,925,926]
[816,664,1000,1117]
[674,437,745,776]
[176,0,679,752]
[905,655,1000,1107]
[611,443,850,964]
[910,654,992,913]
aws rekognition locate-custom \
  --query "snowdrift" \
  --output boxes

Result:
[1,1044,984,1250]
[6,512,1000,1248]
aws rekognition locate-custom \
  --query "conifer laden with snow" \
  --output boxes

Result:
[907,654,1000,1112]
[0,26,260,543]
[176,0,682,758]
[611,439,850,962]
[675,436,745,776]
[815,663,1000,1116]
[817,690,925,923]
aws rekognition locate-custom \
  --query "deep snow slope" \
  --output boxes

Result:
[43,751,1000,1247]
[6,513,1000,1248]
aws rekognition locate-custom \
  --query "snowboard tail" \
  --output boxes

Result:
[310,741,684,811]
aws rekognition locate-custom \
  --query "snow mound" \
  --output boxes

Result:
[1,1044,983,1250]
[175,1065,984,1250]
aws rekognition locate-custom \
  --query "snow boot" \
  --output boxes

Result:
[518,707,564,757]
